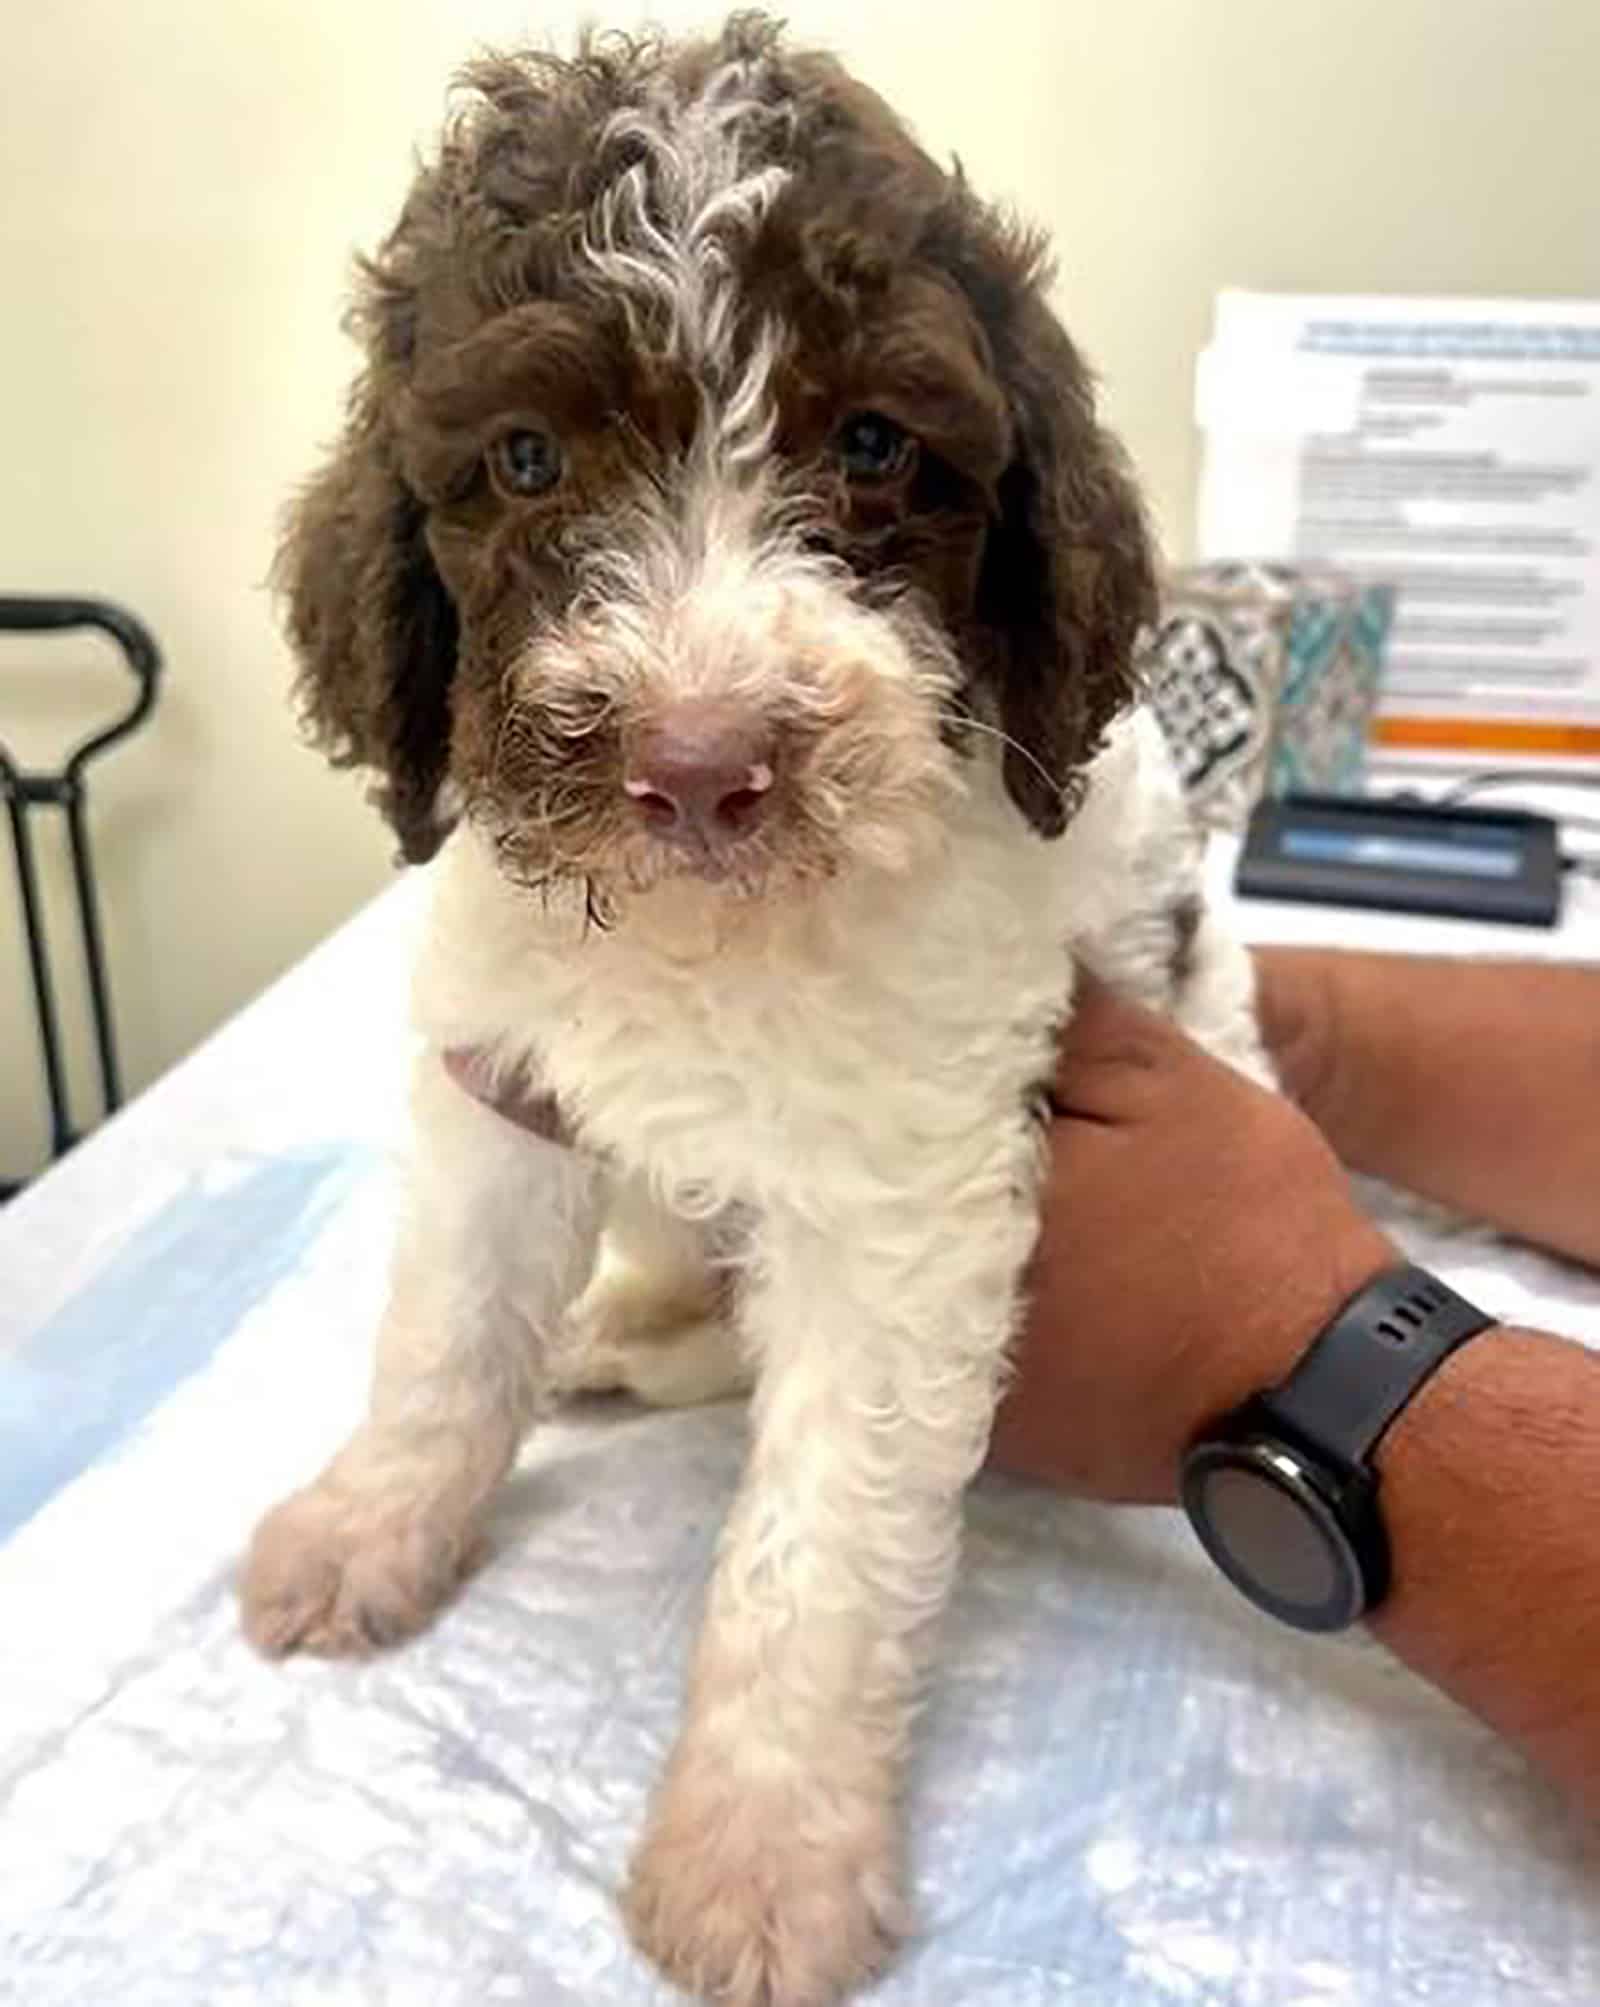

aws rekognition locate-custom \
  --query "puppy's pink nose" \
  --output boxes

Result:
[625,703,776,847]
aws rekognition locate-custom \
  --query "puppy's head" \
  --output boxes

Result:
[278,15,1153,909]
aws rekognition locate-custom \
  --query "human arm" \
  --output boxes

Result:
[990,979,1600,1812]
[1255,948,1600,1267]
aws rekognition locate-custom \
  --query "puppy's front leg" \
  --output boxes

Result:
[241,1053,603,1657]
[625,1165,1035,2007]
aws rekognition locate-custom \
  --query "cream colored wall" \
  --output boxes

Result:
[2,0,1597,1175]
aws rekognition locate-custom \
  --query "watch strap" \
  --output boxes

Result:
[1261,1262,1494,1472]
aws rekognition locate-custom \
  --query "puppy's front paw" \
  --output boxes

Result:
[239,1477,477,1658]
[623,1760,904,2006]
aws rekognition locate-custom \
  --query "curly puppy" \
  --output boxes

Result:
[242,18,1268,2003]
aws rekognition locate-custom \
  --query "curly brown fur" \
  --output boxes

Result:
[274,14,1154,881]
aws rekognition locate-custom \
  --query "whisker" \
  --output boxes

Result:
[951,715,1068,813]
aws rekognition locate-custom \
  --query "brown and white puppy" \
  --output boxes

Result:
[242,19,1268,2005]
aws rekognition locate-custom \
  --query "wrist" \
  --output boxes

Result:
[1169,1215,1400,1482]
[1368,1322,1574,1631]
[1184,1268,1501,1632]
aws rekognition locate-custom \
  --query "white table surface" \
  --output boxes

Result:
[2,841,1598,2007]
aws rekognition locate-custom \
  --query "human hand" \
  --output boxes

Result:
[989,977,1397,1505]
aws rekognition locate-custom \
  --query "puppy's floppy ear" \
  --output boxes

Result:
[274,370,459,865]
[975,273,1156,837]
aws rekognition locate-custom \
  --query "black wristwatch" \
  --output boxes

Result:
[1180,1263,1495,1632]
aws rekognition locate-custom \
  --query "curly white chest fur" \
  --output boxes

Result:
[414,711,1199,1217]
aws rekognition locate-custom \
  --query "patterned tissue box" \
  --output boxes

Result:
[1140,562,1394,829]
[1268,569,1395,798]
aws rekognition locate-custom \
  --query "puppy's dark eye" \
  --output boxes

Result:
[490,427,563,499]
[836,411,917,484]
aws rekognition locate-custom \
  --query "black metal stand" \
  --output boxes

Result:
[1,597,161,1199]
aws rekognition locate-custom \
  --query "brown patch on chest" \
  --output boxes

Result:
[442,1049,582,1149]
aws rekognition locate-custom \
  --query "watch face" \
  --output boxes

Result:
[1181,1439,1367,1632]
